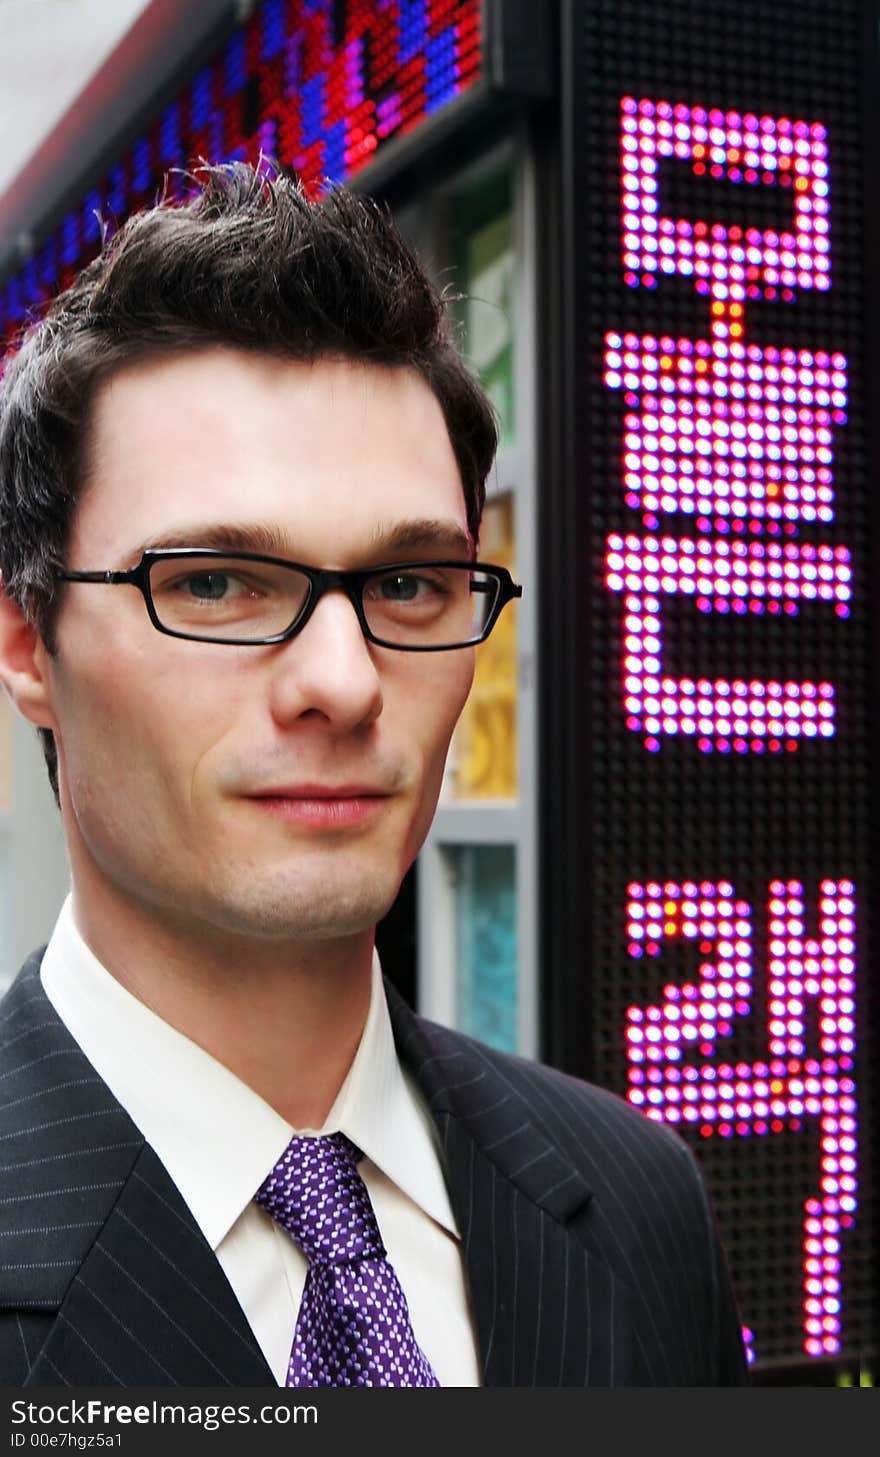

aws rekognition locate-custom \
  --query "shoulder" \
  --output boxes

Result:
[413,1018,747,1384]
[0,949,53,1065]
[478,1027,697,1169]
[397,994,701,1192]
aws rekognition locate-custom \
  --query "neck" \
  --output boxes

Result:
[69,880,374,1130]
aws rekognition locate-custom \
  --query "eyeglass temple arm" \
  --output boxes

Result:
[469,578,522,597]
[56,569,136,583]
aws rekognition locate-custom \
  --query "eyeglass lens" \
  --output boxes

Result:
[146,556,501,645]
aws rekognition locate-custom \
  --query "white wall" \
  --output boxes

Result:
[1,713,70,987]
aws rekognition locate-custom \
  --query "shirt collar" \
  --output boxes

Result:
[40,894,459,1249]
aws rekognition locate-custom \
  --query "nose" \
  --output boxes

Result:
[267,587,384,732]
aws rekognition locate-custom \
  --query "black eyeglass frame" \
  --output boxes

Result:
[55,548,523,651]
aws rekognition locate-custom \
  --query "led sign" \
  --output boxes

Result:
[587,50,871,1368]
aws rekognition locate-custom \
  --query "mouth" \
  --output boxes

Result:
[244,786,391,828]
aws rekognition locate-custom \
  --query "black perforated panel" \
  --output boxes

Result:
[557,0,875,1375]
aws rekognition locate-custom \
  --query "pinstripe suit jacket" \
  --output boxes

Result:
[0,950,747,1387]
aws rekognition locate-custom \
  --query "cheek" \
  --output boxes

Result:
[396,675,469,869]
[58,689,177,835]
[448,652,477,732]
[400,652,474,798]
[51,637,234,818]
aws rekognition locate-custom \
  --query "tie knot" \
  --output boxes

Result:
[256,1132,386,1265]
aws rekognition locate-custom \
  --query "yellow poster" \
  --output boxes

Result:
[452,493,517,800]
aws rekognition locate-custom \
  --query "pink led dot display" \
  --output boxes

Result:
[604,330,846,530]
[620,99,831,302]
[605,533,849,750]
[625,878,858,1359]
[607,96,851,755]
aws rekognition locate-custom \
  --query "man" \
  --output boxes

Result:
[0,162,747,1387]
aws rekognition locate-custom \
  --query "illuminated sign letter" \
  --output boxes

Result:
[606,100,851,752]
[625,878,858,1358]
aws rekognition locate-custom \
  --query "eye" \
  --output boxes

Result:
[181,571,236,601]
[376,572,436,601]
[164,570,263,604]
[367,570,451,604]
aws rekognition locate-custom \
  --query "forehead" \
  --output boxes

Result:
[74,348,467,561]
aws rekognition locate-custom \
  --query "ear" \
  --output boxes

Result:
[0,579,58,730]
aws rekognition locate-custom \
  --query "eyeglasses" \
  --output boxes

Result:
[55,549,522,651]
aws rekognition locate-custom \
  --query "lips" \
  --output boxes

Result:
[247,785,389,799]
[243,784,391,828]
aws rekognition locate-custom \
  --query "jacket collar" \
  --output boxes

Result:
[385,979,593,1222]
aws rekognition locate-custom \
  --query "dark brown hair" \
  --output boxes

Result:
[0,162,498,798]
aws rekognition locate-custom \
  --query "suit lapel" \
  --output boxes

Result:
[1,956,272,1387]
[388,985,632,1386]
[27,1143,272,1386]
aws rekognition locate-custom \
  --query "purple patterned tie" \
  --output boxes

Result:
[256,1133,440,1387]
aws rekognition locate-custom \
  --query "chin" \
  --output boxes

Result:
[200,867,401,942]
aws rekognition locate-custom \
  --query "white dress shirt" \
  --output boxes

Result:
[40,895,481,1386]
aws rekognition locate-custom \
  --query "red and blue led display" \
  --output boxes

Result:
[0,0,483,350]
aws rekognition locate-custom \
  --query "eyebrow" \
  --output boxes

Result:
[132,519,475,562]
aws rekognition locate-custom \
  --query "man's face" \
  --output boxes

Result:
[43,348,475,945]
